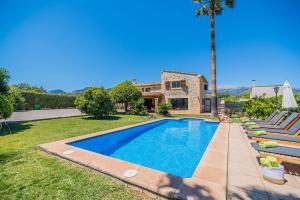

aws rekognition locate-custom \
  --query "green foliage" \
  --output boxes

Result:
[194,0,234,17]
[0,67,10,95]
[0,94,13,119]
[0,115,147,199]
[75,87,114,118]
[128,98,147,116]
[21,91,76,110]
[9,86,26,110]
[289,93,300,113]
[110,81,142,113]
[156,103,172,116]
[13,83,47,93]
[242,97,281,118]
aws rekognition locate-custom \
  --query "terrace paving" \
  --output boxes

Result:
[228,123,300,200]
[38,119,300,200]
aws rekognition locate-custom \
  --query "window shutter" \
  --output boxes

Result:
[166,82,170,90]
[180,80,186,88]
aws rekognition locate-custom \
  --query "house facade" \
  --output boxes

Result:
[136,71,209,114]
[250,81,283,99]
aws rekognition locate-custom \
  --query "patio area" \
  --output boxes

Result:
[228,123,300,200]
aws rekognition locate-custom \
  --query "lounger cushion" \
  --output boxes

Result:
[248,133,300,143]
[251,142,300,158]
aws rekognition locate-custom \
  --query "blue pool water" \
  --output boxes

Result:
[69,119,219,178]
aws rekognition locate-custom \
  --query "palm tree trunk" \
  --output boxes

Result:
[210,0,218,118]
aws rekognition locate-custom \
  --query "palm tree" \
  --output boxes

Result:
[193,0,234,117]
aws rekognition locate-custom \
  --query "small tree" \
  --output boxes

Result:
[156,103,172,116]
[9,86,26,110]
[128,98,147,116]
[75,87,114,118]
[0,68,10,95]
[110,81,142,113]
[0,95,13,119]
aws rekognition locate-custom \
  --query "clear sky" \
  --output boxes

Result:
[0,0,299,92]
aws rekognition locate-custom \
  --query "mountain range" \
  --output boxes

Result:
[49,86,300,96]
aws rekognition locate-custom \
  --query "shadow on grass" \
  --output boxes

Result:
[0,122,33,136]
[82,115,121,121]
[0,151,20,165]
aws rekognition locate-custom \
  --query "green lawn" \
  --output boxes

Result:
[0,115,148,200]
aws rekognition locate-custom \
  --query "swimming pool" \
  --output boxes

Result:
[69,119,219,178]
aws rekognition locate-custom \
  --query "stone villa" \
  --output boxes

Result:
[136,71,209,114]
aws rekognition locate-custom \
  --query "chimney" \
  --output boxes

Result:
[252,80,256,88]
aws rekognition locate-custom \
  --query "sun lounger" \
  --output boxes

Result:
[246,119,300,136]
[251,142,300,165]
[249,112,299,130]
[251,110,278,123]
[243,111,288,130]
[248,133,300,147]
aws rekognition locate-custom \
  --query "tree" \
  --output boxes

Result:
[74,87,114,118]
[13,83,47,93]
[0,95,13,119]
[110,81,142,113]
[9,86,26,110]
[0,67,10,95]
[193,0,234,117]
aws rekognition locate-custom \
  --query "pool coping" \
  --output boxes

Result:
[39,118,229,200]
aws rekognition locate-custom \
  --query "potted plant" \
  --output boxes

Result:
[260,156,285,185]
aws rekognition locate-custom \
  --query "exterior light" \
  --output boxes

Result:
[274,86,280,110]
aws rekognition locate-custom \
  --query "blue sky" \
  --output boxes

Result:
[0,0,299,92]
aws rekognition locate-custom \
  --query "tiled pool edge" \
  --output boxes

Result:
[39,118,229,200]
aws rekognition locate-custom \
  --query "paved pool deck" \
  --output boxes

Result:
[38,120,300,200]
[228,123,300,200]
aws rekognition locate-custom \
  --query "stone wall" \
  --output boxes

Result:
[160,71,207,114]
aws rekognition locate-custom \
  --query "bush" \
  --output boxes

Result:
[0,95,13,119]
[75,87,114,118]
[110,81,142,113]
[0,68,10,95]
[128,98,147,116]
[21,91,76,110]
[156,103,172,115]
[242,97,281,118]
[9,86,26,111]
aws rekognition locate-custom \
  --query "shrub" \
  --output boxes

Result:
[110,81,142,113]
[156,103,172,115]
[128,98,147,116]
[21,91,76,110]
[0,95,13,119]
[12,83,47,93]
[0,68,10,95]
[242,97,281,118]
[9,86,26,110]
[75,87,114,118]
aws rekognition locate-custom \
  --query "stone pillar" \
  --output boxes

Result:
[154,98,159,110]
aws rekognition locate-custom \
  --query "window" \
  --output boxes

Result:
[169,98,188,110]
[145,88,150,92]
[204,84,208,90]
[171,81,181,89]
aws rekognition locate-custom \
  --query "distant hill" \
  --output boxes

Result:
[48,89,66,94]
[217,87,250,96]
[71,87,89,94]
[214,87,300,96]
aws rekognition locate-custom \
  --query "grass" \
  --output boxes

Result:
[0,115,148,200]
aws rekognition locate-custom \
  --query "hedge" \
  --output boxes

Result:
[20,91,76,110]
